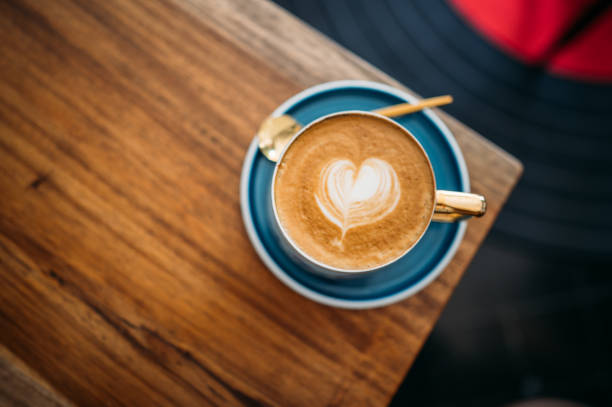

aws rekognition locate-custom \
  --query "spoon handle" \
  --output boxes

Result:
[373,95,453,118]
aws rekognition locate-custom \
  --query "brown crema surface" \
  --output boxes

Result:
[274,114,435,270]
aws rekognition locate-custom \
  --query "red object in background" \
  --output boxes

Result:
[449,0,612,81]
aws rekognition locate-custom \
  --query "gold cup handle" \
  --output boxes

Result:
[433,190,487,222]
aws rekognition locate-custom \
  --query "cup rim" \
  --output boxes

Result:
[271,110,437,275]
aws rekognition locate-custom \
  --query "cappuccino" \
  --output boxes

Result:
[274,114,435,270]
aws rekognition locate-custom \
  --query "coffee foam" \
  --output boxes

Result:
[315,158,400,242]
[274,114,434,270]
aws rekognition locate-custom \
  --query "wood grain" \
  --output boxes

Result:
[0,0,522,406]
[0,344,74,407]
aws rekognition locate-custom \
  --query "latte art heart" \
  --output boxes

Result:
[315,158,401,241]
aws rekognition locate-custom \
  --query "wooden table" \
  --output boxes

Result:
[0,0,522,405]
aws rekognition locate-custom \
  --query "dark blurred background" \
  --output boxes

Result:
[272,1,612,406]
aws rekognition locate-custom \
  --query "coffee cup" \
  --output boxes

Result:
[270,111,485,278]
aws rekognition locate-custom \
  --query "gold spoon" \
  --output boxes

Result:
[257,95,453,162]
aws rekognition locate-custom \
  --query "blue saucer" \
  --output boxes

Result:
[240,81,468,309]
